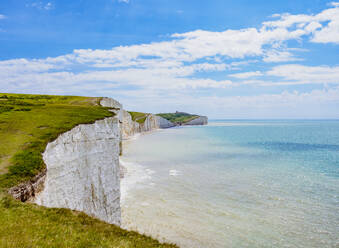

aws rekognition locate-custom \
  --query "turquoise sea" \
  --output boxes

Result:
[120,120,339,248]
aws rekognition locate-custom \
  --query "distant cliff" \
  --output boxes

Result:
[157,111,208,126]
[182,116,208,125]
[121,110,175,139]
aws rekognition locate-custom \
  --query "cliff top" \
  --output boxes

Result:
[0,93,113,188]
[128,111,149,124]
[156,112,200,124]
[0,93,177,248]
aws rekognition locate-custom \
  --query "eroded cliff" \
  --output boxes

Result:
[25,97,205,227]
[121,110,175,139]
[183,116,208,125]
[34,117,121,225]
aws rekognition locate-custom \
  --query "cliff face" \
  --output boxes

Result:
[183,116,208,125]
[122,110,140,138]
[32,98,174,226]
[26,97,205,227]
[121,110,175,139]
[34,117,121,225]
[155,115,176,129]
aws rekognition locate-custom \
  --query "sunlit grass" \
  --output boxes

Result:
[157,112,198,124]
[0,196,176,248]
[128,111,148,124]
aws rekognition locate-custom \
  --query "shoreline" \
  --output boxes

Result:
[119,129,161,204]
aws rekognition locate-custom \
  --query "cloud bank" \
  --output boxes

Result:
[1,3,339,118]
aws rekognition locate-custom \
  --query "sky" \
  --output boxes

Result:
[0,0,339,119]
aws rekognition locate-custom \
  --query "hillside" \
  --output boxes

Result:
[0,93,176,248]
[156,112,199,125]
[128,111,148,124]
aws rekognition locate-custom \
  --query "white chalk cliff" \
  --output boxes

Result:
[183,116,208,125]
[34,117,121,225]
[121,110,175,139]
[32,97,206,226]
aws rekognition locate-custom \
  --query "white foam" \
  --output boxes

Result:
[146,168,155,175]
[169,169,181,176]
[120,159,152,203]
[128,133,141,141]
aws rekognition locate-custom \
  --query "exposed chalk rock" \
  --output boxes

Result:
[34,117,121,225]
[155,115,176,128]
[100,97,123,123]
[8,169,46,202]
[121,111,175,139]
[122,110,140,139]
[100,97,122,109]
[183,116,208,125]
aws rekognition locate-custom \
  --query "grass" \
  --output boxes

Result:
[128,111,148,124]
[0,93,112,187]
[0,196,176,248]
[157,112,199,124]
[0,93,177,248]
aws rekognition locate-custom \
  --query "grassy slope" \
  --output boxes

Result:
[128,111,148,124]
[156,112,199,124]
[0,93,176,248]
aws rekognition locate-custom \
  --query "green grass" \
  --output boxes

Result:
[157,112,199,124]
[0,93,112,187]
[0,93,177,248]
[0,196,176,248]
[128,111,148,124]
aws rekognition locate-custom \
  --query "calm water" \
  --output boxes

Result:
[120,120,339,248]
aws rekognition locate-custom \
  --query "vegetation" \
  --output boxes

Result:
[157,112,199,124]
[0,196,176,248]
[128,111,149,124]
[0,93,112,187]
[0,93,177,248]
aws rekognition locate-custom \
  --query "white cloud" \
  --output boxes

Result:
[264,4,339,44]
[44,2,53,10]
[118,87,339,119]
[1,3,339,118]
[267,64,339,84]
[230,71,263,79]
[29,1,54,10]
[0,14,6,19]
[118,0,129,3]
[263,50,302,62]
[329,2,339,7]
[311,9,339,43]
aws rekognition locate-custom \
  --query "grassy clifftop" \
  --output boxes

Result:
[0,93,176,248]
[157,112,199,125]
[128,111,148,124]
[0,93,113,189]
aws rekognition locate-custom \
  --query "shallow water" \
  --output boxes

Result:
[120,120,339,248]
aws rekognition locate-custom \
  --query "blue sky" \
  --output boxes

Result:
[0,0,339,118]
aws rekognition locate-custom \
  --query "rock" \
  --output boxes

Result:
[122,110,140,139]
[8,169,46,202]
[155,115,176,128]
[183,116,208,125]
[34,117,121,226]
[100,97,122,109]
[121,111,175,139]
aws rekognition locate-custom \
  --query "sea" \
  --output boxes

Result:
[120,120,339,248]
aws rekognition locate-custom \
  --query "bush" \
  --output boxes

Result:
[0,106,13,113]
